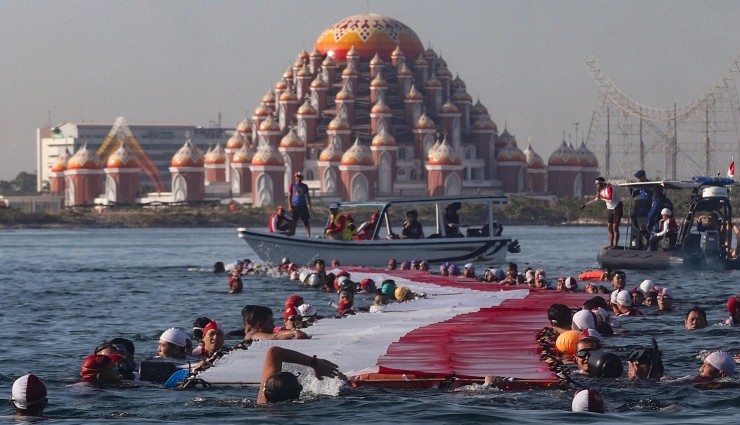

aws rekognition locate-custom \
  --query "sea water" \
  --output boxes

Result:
[0,226,738,423]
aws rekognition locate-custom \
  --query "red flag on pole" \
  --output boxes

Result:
[728,156,735,179]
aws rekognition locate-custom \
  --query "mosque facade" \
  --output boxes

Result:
[48,13,600,208]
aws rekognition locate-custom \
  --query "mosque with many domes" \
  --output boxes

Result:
[46,13,600,208]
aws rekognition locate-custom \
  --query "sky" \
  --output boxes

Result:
[2,0,740,181]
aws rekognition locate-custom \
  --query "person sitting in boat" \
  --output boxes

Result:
[696,212,720,232]
[343,214,358,240]
[443,202,463,238]
[646,186,673,231]
[684,306,709,330]
[157,328,198,360]
[721,295,740,326]
[324,203,352,240]
[400,209,424,239]
[579,177,623,249]
[547,303,574,335]
[268,205,294,235]
[355,211,380,240]
[241,305,309,343]
[11,374,47,418]
[648,208,678,251]
[613,289,644,316]
[257,346,340,404]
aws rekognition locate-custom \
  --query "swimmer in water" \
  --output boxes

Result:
[257,346,340,404]
[11,374,47,417]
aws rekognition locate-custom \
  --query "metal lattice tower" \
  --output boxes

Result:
[584,56,740,180]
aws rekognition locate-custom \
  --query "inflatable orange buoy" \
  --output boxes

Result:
[555,330,581,356]
[578,269,606,282]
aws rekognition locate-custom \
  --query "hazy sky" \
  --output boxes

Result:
[2,0,740,181]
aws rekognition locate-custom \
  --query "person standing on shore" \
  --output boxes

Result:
[580,177,623,249]
[288,172,312,238]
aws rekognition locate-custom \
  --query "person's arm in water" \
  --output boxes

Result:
[257,346,340,404]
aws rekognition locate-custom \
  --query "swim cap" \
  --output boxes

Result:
[336,270,350,278]
[705,351,736,376]
[595,177,606,183]
[285,295,304,307]
[337,275,354,292]
[308,273,321,288]
[289,270,299,280]
[659,287,673,298]
[283,305,298,321]
[639,279,655,295]
[329,202,339,209]
[192,317,211,340]
[401,261,412,270]
[447,264,461,276]
[727,295,738,313]
[12,374,47,410]
[555,330,582,355]
[572,310,596,331]
[586,349,623,378]
[634,169,646,178]
[420,260,429,270]
[439,264,447,273]
[660,208,672,216]
[572,389,604,413]
[464,263,475,272]
[579,328,602,344]
[388,258,397,266]
[395,286,411,301]
[616,289,632,306]
[381,280,397,298]
[299,270,309,284]
[564,277,578,290]
[160,328,187,348]
[297,303,317,317]
[360,278,376,291]
[203,320,222,336]
[281,257,290,265]
[80,354,113,382]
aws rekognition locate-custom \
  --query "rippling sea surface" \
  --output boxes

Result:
[0,226,738,423]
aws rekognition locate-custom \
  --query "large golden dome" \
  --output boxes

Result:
[314,13,424,62]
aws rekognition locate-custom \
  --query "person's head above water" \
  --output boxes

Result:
[11,374,47,416]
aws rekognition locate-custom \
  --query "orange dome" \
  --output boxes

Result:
[406,85,424,100]
[204,144,226,165]
[428,137,461,166]
[435,66,452,79]
[417,113,436,130]
[297,99,317,115]
[450,89,472,103]
[262,90,276,104]
[414,54,428,68]
[398,62,412,76]
[371,99,392,115]
[497,141,525,163]
[280,128,304,148]
[107,144,139,168]
[322,55,336,67]
[319,140,343,161]
[236,118,253,135]
[275,79,288,90]
[341,61,359,77]
[227,133,245,150]
[314,13,424,62]
[310,73,328,89]
[279,90,298,102]
[391,45,405,59]
[171,139,204,167]
[67,144,101,170]
[51,150,71,172]
[370,52,384,66]
[425,77,441,88]
[451,75,466,91]
[283,66,294,80]
[251,142,285,166]
[258,115,280,132]
[471,100,489,117]
[472,116,496,131]
[335,84,354,100]
[231,143,254,164]
[327,115,350,131]
[439,99,459,114]
[523,144,544,169]
[341,138,374,166]
[577,142,599,167]
[370,72,387,87]
[371,129,397,146]
[548,141,579,167]
[253,103,271,117]
[297,64,312,77]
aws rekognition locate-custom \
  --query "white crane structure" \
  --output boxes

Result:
[584,56,740,180]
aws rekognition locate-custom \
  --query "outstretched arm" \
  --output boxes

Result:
[257,346,340,404]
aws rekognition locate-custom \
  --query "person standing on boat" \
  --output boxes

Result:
[268,205,294,235]
[580,177,623,249]
[288,172,312,238]
[629,170,653,249]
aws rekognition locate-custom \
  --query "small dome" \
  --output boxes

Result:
[275,79,288,91]
[341,61,359,77]
[428,137,461,165]
[439,99,459,114]
[417,113,436,129]
[346,45,360,59]
[322,55,336,67]
[319,140,343,161]
[437,56,448,69]
[262,90,276,104]
[450,89,472,103]
[283,66,294,80]
[258,115,280,132]
[335,84,354,100]
[231,142,254,164]
[107,144,138,168]
[370,72,387,87]
[67,144,101,170]
[226,132,244,150]
[391,45,405,59]
[171,139,204,167]
[51,150,71,172]
[371,99,392,115]
[577,142,599,167]
[425,47,438,60]
[251,141,285,166]
[327,115,350,131]
[425,76,441,88]
[280,128,305,148]
[414,54,428,67]
[427,138,441,161]
[297,48,309,61]
[253,102,271,117]
[309,47,322,60]
[279,89,298,102]
[523,144,544,169]
[472,116,496,131]
[406,84,424,100]
[496,141,526,163]
[236,118,253,135]
[497,128,515,149]
[297,64,312,77]
[310,73,328,89]
[548,140,580,166]
[471,100,489,117]
[204,144,227,165]
[294,56,306,69]
[398,62,412,76]
[341,138,374,166]
[451,75,466,91]
[297,99,317,115]
[370,52,384,66]
[435,66,452,79]
[371,129,397,146]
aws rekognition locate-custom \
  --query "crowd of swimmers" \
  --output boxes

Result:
[9,256,739,417]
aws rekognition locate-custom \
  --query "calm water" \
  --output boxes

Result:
[0,226,738,423]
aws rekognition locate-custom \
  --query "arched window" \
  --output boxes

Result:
[298,120,308,143]
[398,147,407,160]
[350,174,369,201]
[283,154,292,191]
[173,175,187,202]
[305,169,315,181]
[397,169,406,181]
[231,171,241,194]
[410,168,419,180]
[464,145,476,160]
[256,173,274,207]
[106,175,117,202]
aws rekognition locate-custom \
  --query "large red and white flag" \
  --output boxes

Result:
[728,157,735,179]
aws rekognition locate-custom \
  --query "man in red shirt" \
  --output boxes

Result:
[580,177,623,249]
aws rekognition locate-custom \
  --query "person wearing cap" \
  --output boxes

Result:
[359,278,376,293]
[629,169,653,249]
[646,186,674,232]
[241,305,309,343]
[287,171,312,237]
[613,289,643,316]
[324,203,350,240]
[462,263,477,279]
[684,306,708,330]
[356,211,380,240]
[80,353,124,384]
[257,346,340,404]
[443,202,463,238]
[419,260,430,272]
[400,209,424,239]
[571,388,605,413]
[227,263,244,294]
[609,271,627,308]
[579,177,623,249]
[297,303,320,324]
[158,328,197,360]
[657,287,674,312]
[627,340,664,380]
[696,351,736,382]
[11,374,47,417]
[268,205,294,235]
[648,207,678,251]
[191,316,211,357]
[500,262,524,285]
[721,295,740,326]
[574,335,603,376]
[644,289,659,307]
[337,290,355,316]
[386,258,397,271]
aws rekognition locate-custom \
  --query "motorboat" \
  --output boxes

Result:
[237,195,520,267]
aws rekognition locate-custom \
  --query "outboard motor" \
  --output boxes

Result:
[507,239,521,253]
[700,230,720,257]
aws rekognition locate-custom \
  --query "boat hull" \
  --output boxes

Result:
[597,247,728,270]
[237,228,511,266]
